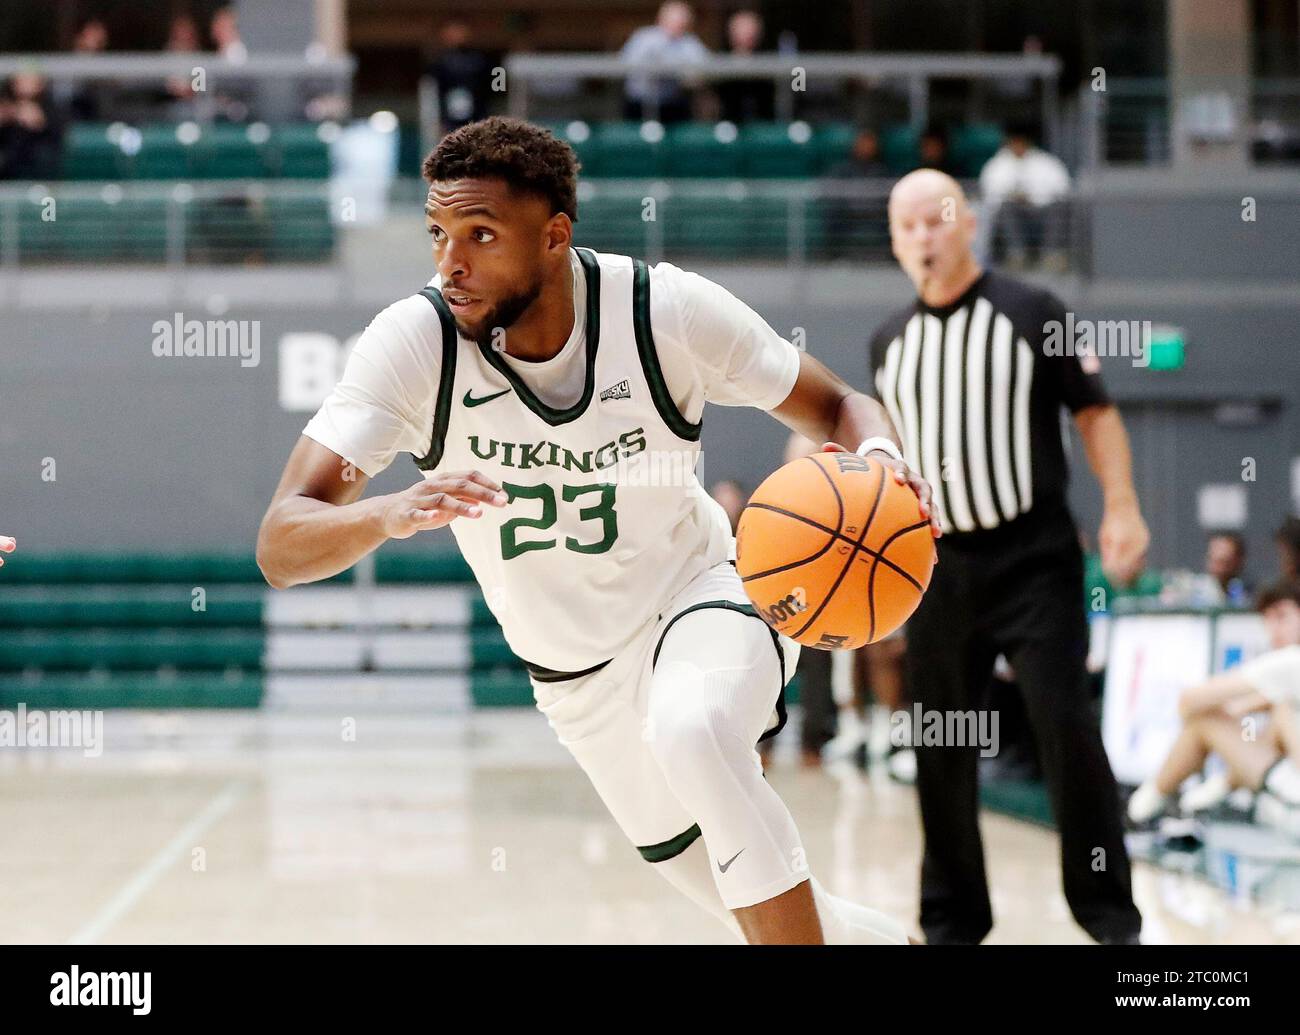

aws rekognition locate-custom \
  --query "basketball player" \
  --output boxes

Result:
[257,117,938,945]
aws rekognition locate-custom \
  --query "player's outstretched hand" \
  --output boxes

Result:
[380,472,507,540]
[0,535,14,567]
[820,442,942,539]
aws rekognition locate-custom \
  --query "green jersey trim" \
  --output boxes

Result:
[413,285,460,472]
[473,246,602,427]
[631,258,702,443]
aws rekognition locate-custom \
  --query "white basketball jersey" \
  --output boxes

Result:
[414,247,732,673]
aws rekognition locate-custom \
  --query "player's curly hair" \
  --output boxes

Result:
[422,116,580,222]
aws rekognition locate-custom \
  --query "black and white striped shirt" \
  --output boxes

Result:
[868,270,1110,537]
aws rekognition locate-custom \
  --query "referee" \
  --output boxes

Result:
[867,169,1149,944]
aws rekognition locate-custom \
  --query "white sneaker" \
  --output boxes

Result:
[1263,758,1300,806]
[1127,780,1172,824]
[821,711,866,763]
[1179,772,1232,814]
[887,748,917,784]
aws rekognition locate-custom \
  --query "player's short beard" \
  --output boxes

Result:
[460,275,543,351]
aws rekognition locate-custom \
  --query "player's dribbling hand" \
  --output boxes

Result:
[820,442,942,539]
[380,472,507,540]
[0,535,14,567]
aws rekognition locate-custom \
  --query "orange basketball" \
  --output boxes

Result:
[736,451,936,649]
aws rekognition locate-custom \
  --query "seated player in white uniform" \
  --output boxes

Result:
[257,117,940,944]
[1127,578,1300,824]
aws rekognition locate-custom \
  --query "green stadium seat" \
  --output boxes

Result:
[272,124,333,179]
[880,124,921,174]
[0,630,264,672]
[132,124,198,179]
[663,191,750,257]
[0,551,301,585]
[61,124,134,180]
[572,189,648,255]
[0,588,264,629]
[811,122,857,174]
[375,548,474,583]
[591,122,666,178]
[949,123,1005,178]
[738,122,817,178]
[265,196,334,261]
[190,124,269,179]
[0,672,263,709]
[664,122,741,178]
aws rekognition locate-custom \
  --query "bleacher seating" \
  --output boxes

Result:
[0,548,807,711]
[59,122,333,182]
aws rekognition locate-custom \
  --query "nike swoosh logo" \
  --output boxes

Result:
[463,388,511,408]
[717,849,744,873]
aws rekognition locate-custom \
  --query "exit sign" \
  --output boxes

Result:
[1147,324,1185,370]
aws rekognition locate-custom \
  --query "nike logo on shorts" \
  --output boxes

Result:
[717,849,744,873]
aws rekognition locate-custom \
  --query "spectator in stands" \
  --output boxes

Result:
[0,73,64,180]
[979,123,1071,271]
[917,126,959,177]
[0,535,14,568]
[620,1,709,124]
[828,127,888,178]
[209,7,253,121]
[1203,531,1252,606]
[1127,578,1300,825]
[1277,517,1300,580]
[211,6,248,63]
[54,16,114,122]
[155,14,204,117]
[426,18,494,134]
[715,10,774,124]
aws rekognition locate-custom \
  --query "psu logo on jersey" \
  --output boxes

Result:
[600,379,632,402]
[760,587,808,626]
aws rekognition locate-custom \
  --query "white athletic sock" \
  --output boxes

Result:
[1264,758,1300,805]
[867,704,892,760]
[1179,771,1232,814]
[1126,780,1169,823]
[809,876,910,945]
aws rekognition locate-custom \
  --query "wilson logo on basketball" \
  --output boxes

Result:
[760,587,807,625]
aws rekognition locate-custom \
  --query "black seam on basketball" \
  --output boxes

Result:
[871,519,932,592]
[863,517,935,641]
[790,460,886,640]
[737,505,841,581]
[806,455,845,534]
[740,502,925,588]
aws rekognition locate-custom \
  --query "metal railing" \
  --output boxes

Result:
[0,51,355,124]
[496,51,1061,142]
[1077,77,1300,167]
[395,176,1080,270]
[0,180,336,267]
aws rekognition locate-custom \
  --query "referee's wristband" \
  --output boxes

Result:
[856,437,903,464]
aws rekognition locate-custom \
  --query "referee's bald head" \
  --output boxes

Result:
[887,168,980,300]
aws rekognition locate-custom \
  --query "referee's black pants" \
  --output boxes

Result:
[903,502,1142,944]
